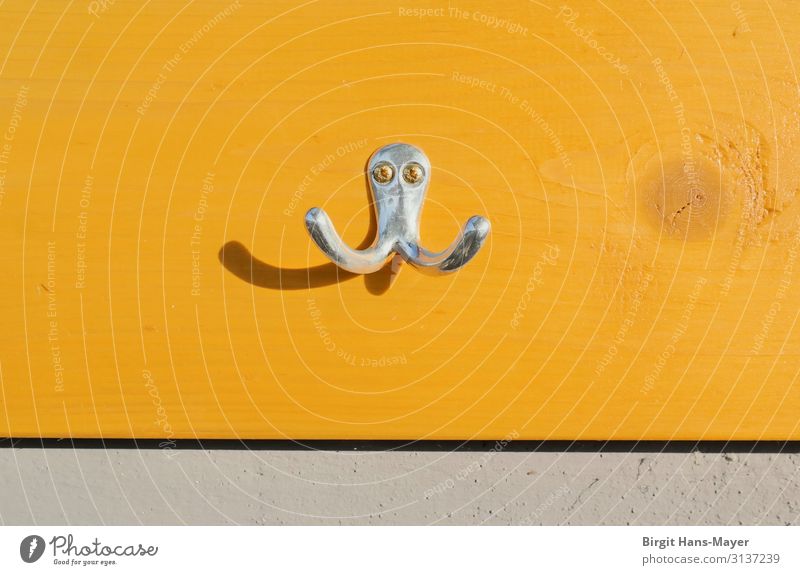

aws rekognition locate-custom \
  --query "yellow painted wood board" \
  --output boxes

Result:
[1,0,799,440]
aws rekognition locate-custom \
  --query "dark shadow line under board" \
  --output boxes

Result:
[1,438,798,453]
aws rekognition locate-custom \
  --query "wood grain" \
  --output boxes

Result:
[1,0,799,439]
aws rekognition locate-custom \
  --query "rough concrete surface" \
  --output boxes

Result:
[0,442,798,525]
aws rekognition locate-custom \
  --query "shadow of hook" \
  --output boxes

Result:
[218,241,396,295]
[217,163,405,295]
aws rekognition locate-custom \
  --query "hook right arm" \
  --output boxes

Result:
[305,208,392,275]
[402,216,491,274]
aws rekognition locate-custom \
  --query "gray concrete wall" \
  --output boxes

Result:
[0,442,797,525]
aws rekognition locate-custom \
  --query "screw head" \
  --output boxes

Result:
[402,163,424,184]
[372,163,394,184]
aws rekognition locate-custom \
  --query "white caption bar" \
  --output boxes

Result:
[0,526,797,574]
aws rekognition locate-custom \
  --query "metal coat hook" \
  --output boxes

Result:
[304,143,491,275]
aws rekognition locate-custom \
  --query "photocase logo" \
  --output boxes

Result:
[20,535,46,563]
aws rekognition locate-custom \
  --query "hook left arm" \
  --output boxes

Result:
[305,207,392,274]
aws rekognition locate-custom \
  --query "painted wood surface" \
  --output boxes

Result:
[1,0,799,439]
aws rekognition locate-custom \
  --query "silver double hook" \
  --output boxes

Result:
[304,143,491,275]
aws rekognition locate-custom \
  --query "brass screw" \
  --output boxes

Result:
[372,163,394,184]
[402,163,424,184]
